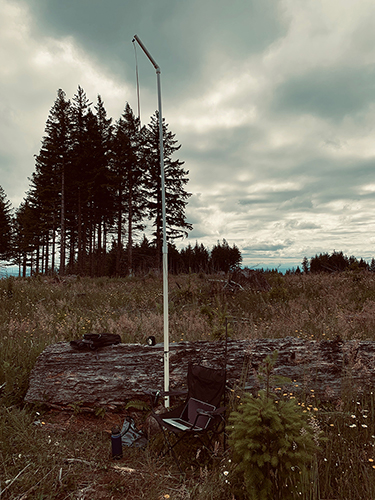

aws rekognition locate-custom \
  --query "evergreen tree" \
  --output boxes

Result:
[0,186,13,260]
[111,104,146,275]
[69,85,92,273]
[32,88,72,273]
[167,242,183,274]
[180,241,210,273]
[143,112,192,267]
[192,241,210,273]
[93,95,114,271]
[228,353,319,500]
[310,252,330,273]
[358,257,368,270]
[131,235,156,274]
[308,251,368,273]
[302,256,309,273]
[82,109,107,274]
[180,243,194,272]
[21,189,47,273]
[13,201,39,276]
[329,250,348,272]
[211,239,242,273]
[28,156,58,274]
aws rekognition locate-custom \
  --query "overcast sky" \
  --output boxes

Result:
[2,0,375,270]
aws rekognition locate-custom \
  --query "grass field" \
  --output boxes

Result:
[1,271,375,499]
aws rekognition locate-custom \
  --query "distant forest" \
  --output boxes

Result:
[295,251,375,274]
[0,87,242,277]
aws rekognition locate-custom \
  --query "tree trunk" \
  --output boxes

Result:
[24,337,375,409]
[60,164,66,275]
[45,231,49,274]
[116,190,122,275]
[77,187,83,274]
[128,189,133,276]
[36,242,40,274]
[52,214,56,273]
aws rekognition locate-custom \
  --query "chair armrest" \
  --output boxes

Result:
[143,389,188,406]
[191,407,226,429]
[144,389,187,397]
[197,406,226,417]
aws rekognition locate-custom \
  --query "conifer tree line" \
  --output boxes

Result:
[0,87,243,277]
[300,251,374,273]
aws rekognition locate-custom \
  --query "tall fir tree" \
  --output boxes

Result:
[110,103,146,275]
[13,201,40,276]
[83,108,109,274]
[70,85,92,273]
[144,111,192,267]
[118,104,146,274]
[32,88,72,273]
[0,186,13,260]
[93,95,114,269]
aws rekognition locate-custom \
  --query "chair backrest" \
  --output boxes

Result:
[187,364,226,408]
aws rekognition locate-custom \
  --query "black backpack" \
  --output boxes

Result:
[70,333,121,350]
[121,417,148,448]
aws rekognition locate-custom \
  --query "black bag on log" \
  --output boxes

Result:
[70,333,121,350]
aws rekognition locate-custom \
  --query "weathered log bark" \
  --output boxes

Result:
[25,337,375,409]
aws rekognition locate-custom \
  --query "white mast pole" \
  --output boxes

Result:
[133,35,169,407]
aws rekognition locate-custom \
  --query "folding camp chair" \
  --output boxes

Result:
[151,363,227,472]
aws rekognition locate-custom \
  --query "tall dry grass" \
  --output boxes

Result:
[1,270,375,498]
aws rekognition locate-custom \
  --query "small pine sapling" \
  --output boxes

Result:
[228,352,320,500]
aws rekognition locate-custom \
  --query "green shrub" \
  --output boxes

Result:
[228,354,319,499]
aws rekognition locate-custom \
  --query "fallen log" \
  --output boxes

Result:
[25,337,375,409]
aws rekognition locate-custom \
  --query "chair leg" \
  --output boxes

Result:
[156,421,185,474]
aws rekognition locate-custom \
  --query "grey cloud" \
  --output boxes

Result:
[273,66,375,121]
[238,190,301,206]
[283,220,320,230]
[243,239,294,252]
[279,197,315,211]
[23,0,286,98]
[188,228,217,241]
[307,159,375,205]
[323,138,347,150]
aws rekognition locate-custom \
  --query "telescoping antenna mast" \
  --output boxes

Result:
[132,35,169,407]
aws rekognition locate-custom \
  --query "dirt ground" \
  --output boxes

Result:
[30,409,183,500]
[38,408,131,435]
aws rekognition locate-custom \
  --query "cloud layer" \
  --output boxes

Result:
[1,0,375,269]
